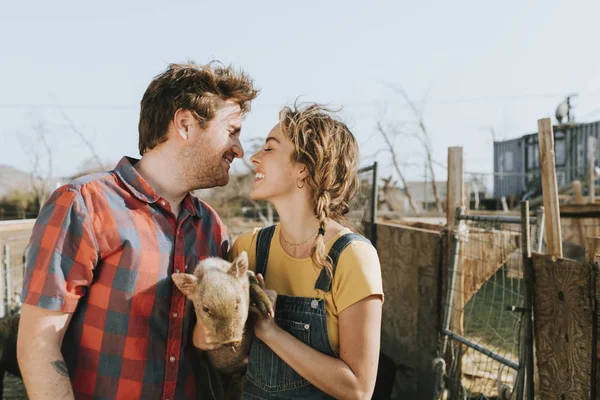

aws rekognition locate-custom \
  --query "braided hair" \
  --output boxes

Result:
[279,103,359,276]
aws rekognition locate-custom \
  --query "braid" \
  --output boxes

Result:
[279,102,361,276]
[311,192,333,276]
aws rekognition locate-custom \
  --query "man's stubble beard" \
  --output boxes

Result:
[180,148,229,191]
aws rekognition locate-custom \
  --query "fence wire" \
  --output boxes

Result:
[444,211,540,399]
[0,226,33,317]
[348,163,377,243]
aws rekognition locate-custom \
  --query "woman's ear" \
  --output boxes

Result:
[297,163,308,180]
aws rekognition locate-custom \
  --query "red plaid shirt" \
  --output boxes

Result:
[22,157,228,400]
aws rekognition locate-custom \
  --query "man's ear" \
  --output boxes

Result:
[174,108,193,140]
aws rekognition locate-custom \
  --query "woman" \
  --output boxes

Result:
[230,104,384,399]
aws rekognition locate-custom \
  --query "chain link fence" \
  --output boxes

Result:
[440,205,542,399]
[0,222,32,317]
[0,221,32,399]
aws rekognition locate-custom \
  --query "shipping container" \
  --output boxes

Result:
[493,137,525,200]
[493,120,600,200]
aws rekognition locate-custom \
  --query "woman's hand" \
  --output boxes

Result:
[251,273,279,342]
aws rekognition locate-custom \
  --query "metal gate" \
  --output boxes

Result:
[435,201,543,399]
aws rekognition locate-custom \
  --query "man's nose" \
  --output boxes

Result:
[232,137,244,158]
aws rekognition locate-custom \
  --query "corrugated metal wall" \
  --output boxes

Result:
[494,120,600,200]
[494,137,524,199]
[565,121,600,183]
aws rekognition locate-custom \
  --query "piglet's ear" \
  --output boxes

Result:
[172,273,199,298]
[229,251,249,279]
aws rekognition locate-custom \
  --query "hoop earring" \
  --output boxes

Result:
[296,178,305,189]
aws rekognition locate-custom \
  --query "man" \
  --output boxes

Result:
[17,62,259,399]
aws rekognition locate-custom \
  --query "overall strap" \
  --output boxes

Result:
[314,233,371,293]
[255,225,277,278]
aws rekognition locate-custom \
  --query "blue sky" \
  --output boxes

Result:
[2,0,600,191]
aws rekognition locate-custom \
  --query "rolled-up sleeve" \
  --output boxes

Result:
[21,187,98,312]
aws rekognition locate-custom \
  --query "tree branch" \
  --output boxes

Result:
[389,85,443,213]
[376,122,419,212]
[55,104,105,170]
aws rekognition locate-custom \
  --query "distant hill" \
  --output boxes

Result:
[0,165,33,198]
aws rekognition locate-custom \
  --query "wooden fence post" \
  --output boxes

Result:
[537,118,563,258]
[573,180,584,204]
[535,207,545,253]
[447,147,464,236]
[0,245,4,319]
[3,244,10,314]
[446,147,464,399]
[447,146,464,332]
[589,136,596,204]
[517,201,536,400]
[586,236,600,399]
[532,254,594,399]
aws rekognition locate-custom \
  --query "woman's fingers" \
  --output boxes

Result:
[254,274,275,318]
[249,304,262,317]
[257,273,266,289]
[264,289,277,310]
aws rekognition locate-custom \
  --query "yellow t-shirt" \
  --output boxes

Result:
[229,224,384,354]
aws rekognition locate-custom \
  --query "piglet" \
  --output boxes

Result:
[172,251,272,399]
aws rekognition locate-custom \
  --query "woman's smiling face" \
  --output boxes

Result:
[249,123,305,201]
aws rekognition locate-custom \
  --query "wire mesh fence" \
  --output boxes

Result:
[0,222,34,318]
[442,208,541,399]
[0,222,31,398]
[0,222,35,398]
[347,162,378,243]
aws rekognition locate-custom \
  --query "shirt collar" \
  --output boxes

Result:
[114,156,203,218]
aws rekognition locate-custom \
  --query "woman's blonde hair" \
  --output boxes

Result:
[279,103,359,276]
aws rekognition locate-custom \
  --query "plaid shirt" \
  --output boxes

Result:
[22,156,228,400]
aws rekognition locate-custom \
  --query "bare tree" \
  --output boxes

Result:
[388,85,443,213]
[56,105,105,171]
[376,122,419,213]
[378,175,411,212]
[72,156,112,179]
[19,109,108,213]
[20,121,53,209]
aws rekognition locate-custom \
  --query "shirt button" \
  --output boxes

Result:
[173,312,179,318]
[304,324,309,330]
[175,268,180,273]
[169,356,176,363]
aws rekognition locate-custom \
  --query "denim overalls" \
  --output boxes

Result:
[242,226,369,400]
